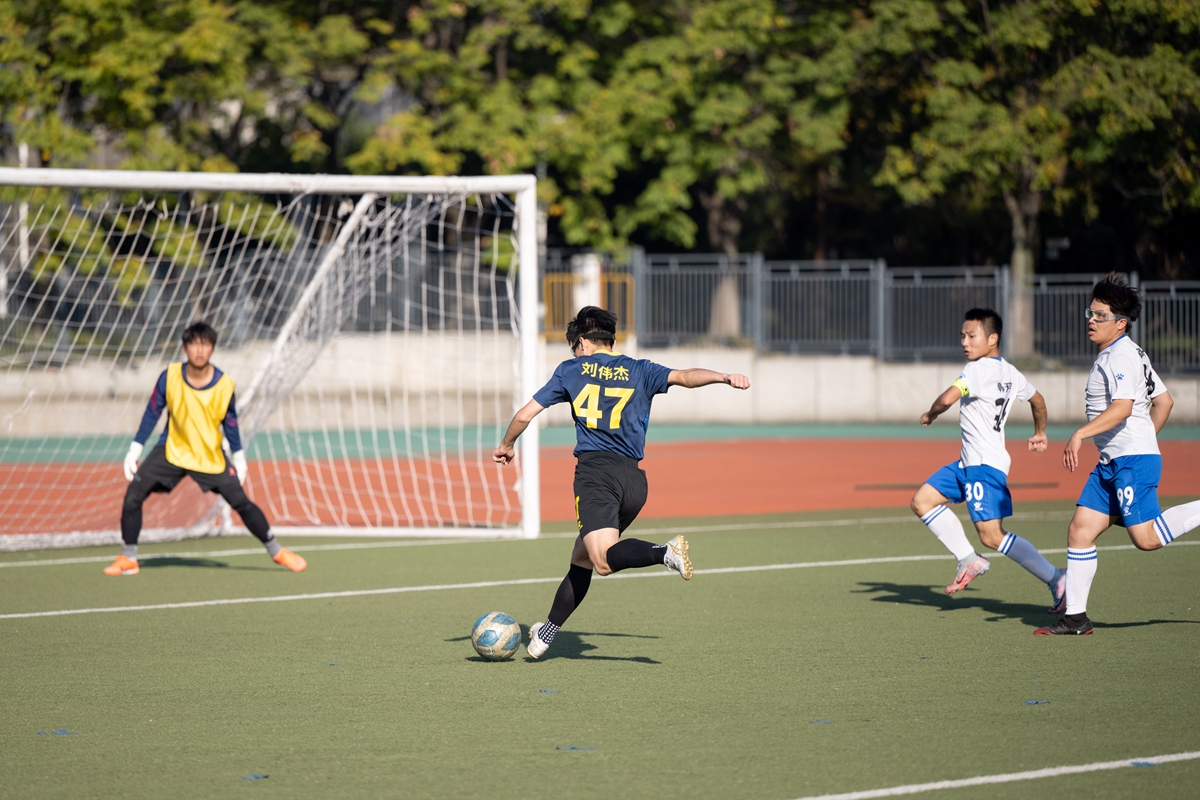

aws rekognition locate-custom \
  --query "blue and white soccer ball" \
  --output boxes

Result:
[471,611,522,661]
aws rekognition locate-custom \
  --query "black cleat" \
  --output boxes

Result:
[1034,617,1094,636]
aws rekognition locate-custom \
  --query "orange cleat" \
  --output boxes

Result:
[272,548,307,572]
[102,555,139,576]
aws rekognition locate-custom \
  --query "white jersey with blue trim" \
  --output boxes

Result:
[954,357,1035,475]
[1086,335,1167,463]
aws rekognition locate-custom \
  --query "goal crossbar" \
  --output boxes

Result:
[0,168,535,196]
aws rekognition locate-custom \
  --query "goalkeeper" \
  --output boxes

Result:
[103,322,306,576]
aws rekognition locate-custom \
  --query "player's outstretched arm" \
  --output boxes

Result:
[1150,391,1173,434]
[493,399,546,465]
[1027,391,1048,452]
[667,369,750,389]
[1063,399,1133,472]
[125,370,168,480]
[920,385,963,426]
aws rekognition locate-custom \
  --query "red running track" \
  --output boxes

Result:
[2,439,1197,536]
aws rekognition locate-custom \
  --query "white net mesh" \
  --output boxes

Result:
[0,176,532,549]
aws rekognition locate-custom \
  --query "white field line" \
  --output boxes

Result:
[0,510,1073,569]
[0,554,963,620]
[5,539,1200,621]
[790,750,1200,800]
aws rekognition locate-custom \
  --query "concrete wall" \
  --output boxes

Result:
[539,341,1200,426]
[627,347,1200,426]
[1,332,521,436]
[4,332,1197,436]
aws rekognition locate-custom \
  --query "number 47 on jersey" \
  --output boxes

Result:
[572,384,635,429]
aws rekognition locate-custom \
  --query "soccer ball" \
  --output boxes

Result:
[470,611,522,661]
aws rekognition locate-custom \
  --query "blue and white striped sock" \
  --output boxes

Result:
[1065,547,1098,615]
[998,532,1058,584]
[1153,500,1200,547]
[920,505,976,563]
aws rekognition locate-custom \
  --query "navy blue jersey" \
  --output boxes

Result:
[533,350,673,460]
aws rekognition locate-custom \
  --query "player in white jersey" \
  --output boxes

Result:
[911,309,1065,609]
[1037,273,1200,636]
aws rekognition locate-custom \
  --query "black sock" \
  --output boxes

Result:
[605,539,667,573]
[548,564,593,627]
[1065,612,1090,625]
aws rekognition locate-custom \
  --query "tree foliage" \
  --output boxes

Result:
[1,0,1197,277]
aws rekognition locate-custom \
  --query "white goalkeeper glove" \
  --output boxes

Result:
[231,450,248,485]
[123,441,144,481]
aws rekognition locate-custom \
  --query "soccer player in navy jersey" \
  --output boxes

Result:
[493,306,750,659]
[103,322,306,576]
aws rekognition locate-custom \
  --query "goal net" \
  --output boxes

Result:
[0,169,540,550]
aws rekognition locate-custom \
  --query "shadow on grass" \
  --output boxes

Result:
[1093,618,1200,630]
[448,628,661,664]
[139,557,273,572]
[854,581,1053,627]
[525,630,662,664]
[857,581,1200,631]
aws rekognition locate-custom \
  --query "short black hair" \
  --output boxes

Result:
[964,308,1003,342]
[1091,272,1141,322]
[182,321,218,347]
[568,306,617,349]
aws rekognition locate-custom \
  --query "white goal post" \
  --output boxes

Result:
[0,168,540,549]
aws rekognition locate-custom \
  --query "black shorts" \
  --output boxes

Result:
[128,444,241,498]
[573,450,648,536]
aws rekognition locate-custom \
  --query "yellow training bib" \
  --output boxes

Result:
[164,362,235,474]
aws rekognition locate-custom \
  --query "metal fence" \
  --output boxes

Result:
[1143,281,1200,374]
[884,266,1007,361]
[602,252,1200,373]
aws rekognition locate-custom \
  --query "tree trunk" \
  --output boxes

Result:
[699,189,745,340]
[1002,183,1041,358]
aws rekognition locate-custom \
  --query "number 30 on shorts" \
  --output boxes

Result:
[572,383,635,429]
[964,482,986,502]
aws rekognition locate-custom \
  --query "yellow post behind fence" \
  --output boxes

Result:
[543,272,635,342]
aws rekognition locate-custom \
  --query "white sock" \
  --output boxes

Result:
[1153,499,1200,546]
[920,505,976,562]
[998,532,1059,584]
[1065,547,1098,615]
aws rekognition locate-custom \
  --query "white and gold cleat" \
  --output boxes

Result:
[663,535,693,580]
[527,622,549,659]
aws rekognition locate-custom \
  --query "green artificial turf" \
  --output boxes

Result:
[2,502,1199,799]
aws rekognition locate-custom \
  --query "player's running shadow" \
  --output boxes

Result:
[1093,618,1200,630]
[854,581,1053,627]
[447,629,661,664]
[139,557,273,572]
[528,629,661,664]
